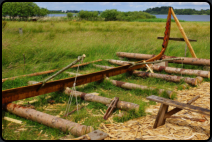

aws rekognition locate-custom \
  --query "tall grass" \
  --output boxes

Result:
[2,20,210,78]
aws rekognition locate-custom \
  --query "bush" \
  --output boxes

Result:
[100,9,119,21]
[78,10,98,21]
[2,21,7,29]
[67,12,73,19]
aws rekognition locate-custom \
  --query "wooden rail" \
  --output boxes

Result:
[2,60,151,104]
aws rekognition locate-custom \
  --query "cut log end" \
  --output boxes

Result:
[196,76,203,84]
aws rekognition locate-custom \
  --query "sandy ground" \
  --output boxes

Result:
[99,82,210,140]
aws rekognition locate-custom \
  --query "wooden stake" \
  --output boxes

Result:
[170,8,197,58]
[143,61,154,73]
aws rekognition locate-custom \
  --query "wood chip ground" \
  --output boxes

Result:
[98,82,210,140]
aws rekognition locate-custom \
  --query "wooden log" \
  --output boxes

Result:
[64,72,82,76]
[2,59,102,83]
[4,103,93,136]
[107,59,210,78]
[151,65,210,78]
[133,70,198,86]
[116,52,210,66]
[170,8,197,58]
[101,61,198,86]
[64,87,140,112]
[93,64,114,70]
[105,77,173,98]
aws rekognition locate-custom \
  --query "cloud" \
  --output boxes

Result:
[100,2,110,5]
[112,2,121,6]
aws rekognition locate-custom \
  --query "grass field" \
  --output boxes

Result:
[2,19,210,140]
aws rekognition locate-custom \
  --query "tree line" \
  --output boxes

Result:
[75,9,155,21]
[143,6,210,15]
[2,2,49,20]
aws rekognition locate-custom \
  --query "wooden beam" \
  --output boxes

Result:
[170,8,197,58]
[157,37,197,42]
[2,60,148,104]
[146,95,210,116]
[164,95,200,118]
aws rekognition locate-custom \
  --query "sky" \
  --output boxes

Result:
[34,2,210,12]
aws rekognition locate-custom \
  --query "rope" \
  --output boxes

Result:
[64,56,84,116]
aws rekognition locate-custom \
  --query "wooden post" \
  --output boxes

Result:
[19,28,23,35]
[184,40,187,57]
[153,103,169,128]
[170,8,197,58]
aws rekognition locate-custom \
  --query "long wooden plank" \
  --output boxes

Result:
[157,37,197,42]
[2,59,102,83]
[146,95,210,116]
[2,61,148,104]
[164,95,200,118]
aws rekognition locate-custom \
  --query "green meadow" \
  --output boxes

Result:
[2,19,210,140]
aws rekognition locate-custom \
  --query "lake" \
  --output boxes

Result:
[153,14,210,22]
[47,14,210,22]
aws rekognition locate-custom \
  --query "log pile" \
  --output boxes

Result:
[106,59,210,78]
[116,52,210,66]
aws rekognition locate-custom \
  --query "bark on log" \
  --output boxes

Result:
[107,59,210,78]
[64,72,82,76]
[93,64,114,70]
[151,65,210,78]
[116,52,210,66]
[4,103,93,136]
[105,77,173,98]
[133,70,198,86]
[64,87,140,112]
[2,59,102,83]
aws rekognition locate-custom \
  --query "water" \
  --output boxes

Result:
[47,14,210,22]
[47,13,77,17]
[154,14,210,22]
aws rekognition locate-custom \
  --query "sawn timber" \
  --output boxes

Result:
[2,61,152,104]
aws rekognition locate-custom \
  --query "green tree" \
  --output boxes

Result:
[100,9,119,21]
[67,12,73,19]
[2,2,48,21]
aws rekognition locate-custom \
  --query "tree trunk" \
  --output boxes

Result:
[107,59,210,78]
[151,65,210,78]
[64,87,140,112]
[4,103,93,136]
[105,77,173,98]
[116,52,210,66]
[133,70,198,86]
